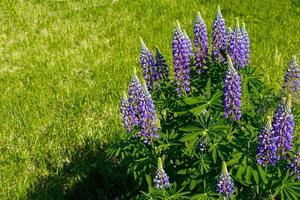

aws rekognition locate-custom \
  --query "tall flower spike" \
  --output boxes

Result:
[290,151,300,181]
[194,11,209,73]
[271,95,295,160]
[127,74,141,126]
[226,27,233,46]
[217,161,234,199]
[172,21,191,97]
[140,38,157,90]
[155,46,169,81]
[224,55,242,121]
[212,6,226,63]
[228,18,245,68]
[153,158,170,189]
[257,116,277,166]
[241,22,250,66]
[283,56,300,101]
[138,80,158,144]
[120,92,135,133]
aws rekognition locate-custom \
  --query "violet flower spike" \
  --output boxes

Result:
[153,158,170,189]
[283,56,300,101]
[120,92,134,133]
[155,46,169,81]
[127,74,141,126]
[290,151,300,181]
[241,22,250,66]
[257,116,277,166]
[140,38,157,90]
[138,80,158,144]
[172,21,191,97]
[224,55,242,121]
[271,95,295,160]
[212,6,226,63]
[216,161,234,199]
[228,18,245,68]
[194,11,208,73]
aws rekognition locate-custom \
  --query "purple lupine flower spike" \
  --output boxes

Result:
[194,11,208,73]
[224,55,242,121]
[217,161,234,199]
[153,158,170,189]
[172,21,191,97]
[290,151,300,181]
[212,6,226,63]
[128,73,141,126]
[283,56,300,101]
[228,18,244,68]
[257,116,277,166]
[138,80,158,144]
[120,92,134,133]
[241,22,250,66]
[271,95,295,160]
[155,46,169,81]
[140,38,157,90]
[226,27,233,46]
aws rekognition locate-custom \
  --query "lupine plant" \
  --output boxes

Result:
[108,6,300,200]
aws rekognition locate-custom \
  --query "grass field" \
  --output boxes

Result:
[0,0,299,199]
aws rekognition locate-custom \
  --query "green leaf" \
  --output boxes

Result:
[227,153,243,166]
[236,163,247,180]
[189,103,208,116]
[179,132,200,142]
[145,175,152,189]
[190,179,198,190]
[212,147,217,164]
[245,166,253,184]
[206,78,211,98]
[179,125,202,132]
[257,164,268,184]
[177,169,187,175]
[183,96,206,105]
[252,169,259,185]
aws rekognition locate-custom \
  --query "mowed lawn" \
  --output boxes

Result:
[0,0,299,199]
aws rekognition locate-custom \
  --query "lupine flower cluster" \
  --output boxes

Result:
[271,96,295,160]
[173,21,192,96]
[224,55,242,121]
[290,151,300,181]
[140,38,157,90]
[241,23,250,66]
[121,74,158,144]
[194,12,208,73]
[283,56,300,101]
[257,116,277,166]
[228,19,245,68]
[153,158,170,189]
[217,161,234,199]
[155,47,169,81]
[212,6,227,63]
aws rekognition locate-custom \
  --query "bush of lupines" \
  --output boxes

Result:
[108,6,300,199]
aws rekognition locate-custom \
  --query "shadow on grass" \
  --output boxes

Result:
[27,137,137,200]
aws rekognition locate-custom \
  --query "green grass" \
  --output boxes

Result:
[0,0,299,199]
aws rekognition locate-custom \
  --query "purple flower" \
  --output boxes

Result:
[271,95,295,160]
[127,74,141,126]
[224,55,242,121]
[257,116,277,166]
[120,92,134,133]
[212,6,226,63]
[217,161,234,199]
[228,18,245,68]
[283,56,300,101]
[290,151,300,181]
[140,38,157,90]
[173,21,192,97]
[155,47,169,81]
[153,158,170,189]
[138,80,159,144]
[241,23,250,66]
[194,11,208,73]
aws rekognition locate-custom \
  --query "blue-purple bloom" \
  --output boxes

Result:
[173,21,192,97]
[241,23,250,66]
[283,56,300,101]
[290,151,300,181]
[224,55,242,121]
[155,47,169,81]
[257,116,277,166]
[228,18,245,68]
[120,92,134,133]
[212,6,226,63]
[217,161,234,199]
[127,74,141,126]
[138,80,159,144]
[153,158,170,189]
[194,12,209,73]
[140,38,157,90]
[271,95,295,160]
